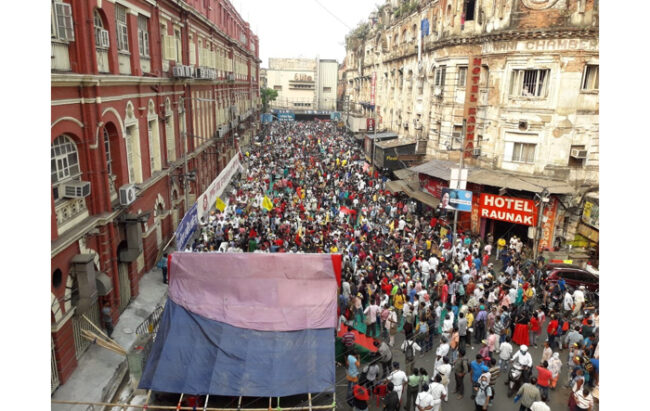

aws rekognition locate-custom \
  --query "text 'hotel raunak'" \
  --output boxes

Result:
[51,0,260,391]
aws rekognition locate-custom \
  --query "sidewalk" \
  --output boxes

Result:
[52,266,169,411]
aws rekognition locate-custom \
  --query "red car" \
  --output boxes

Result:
[543,264,599,292]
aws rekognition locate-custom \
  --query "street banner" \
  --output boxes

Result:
[197,154,244,224]
[538,197,558,252]
[479,193,537,226]
[441,188,473,212]
[175,203,198,251]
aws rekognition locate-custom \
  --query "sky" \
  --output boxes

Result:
[233,0,384,67]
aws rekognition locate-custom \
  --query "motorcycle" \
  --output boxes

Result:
[507,362,529,397]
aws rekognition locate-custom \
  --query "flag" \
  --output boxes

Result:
[262,195,274,211]
[215,197,226,212]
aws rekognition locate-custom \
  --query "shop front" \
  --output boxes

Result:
[477,193,538,246]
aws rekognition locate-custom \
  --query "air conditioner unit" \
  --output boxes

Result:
[184,65,194,78]
[119,184,136,206]
[473,148,481,157]
[570,148,588,159]
[218,127,226,138]
[62,181,91,198]
[172,66,184,78]
[434,87,443,96]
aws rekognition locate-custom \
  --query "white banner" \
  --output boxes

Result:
[196,154,244,224]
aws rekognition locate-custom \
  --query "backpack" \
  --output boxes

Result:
[404,341,415,362]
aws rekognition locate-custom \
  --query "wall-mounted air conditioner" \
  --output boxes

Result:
[570,148,588,159]
[62,181,91,198]
[473,148,481,157]
[119,184,136,206]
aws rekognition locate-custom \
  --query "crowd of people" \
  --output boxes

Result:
[181,121,599,411]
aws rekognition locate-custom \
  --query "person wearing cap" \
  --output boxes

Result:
[351,382,369,411]
[473,374,493,410]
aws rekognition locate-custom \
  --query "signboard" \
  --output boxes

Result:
[577,223,599,243]
[470,193,481,234]
[419,174,446,198]
[463,57,481,157]
[330,111,341,121]
[479,193,537,226]
[370,72,376,106]
[538,197,558,252]
[276,112,295,121]
[175,203,198,251]
[441,188,473,212]
[367,118,375,132]
[196,154,244,224]
[581,200,599,229]
[260,113,273,124]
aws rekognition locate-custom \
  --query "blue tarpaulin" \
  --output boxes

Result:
[139,300,335,396]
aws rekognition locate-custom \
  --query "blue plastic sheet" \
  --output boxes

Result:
[139,300,335,397]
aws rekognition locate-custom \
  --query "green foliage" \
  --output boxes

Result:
[260,87,278,113]
[345,21,371,49]
[393,0,419,19]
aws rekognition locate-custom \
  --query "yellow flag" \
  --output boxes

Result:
[262,195,274,211]
[215,197,226,212]
[342,159,347,167]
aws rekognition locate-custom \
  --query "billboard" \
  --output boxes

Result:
[330,111,341,121]
[367,118,375,132]
[479,193,537,226]
[441,188,473,212]
[463,57,482,157]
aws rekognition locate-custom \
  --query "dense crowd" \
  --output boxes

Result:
[180,121,599,411]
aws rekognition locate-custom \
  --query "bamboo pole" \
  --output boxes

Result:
[203,394,210,411]
[82,314,125,350]
[145,390,152,408]
[176,393,184,411]
[237,396,242,410]
[307,393,312,411]
[80,329,127,355]
[51,399,336,410]
[80,332,127,356]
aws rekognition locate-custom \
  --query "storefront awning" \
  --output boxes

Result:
[409,160,575,194]
[393,168,415,180]
[386,179,440,208]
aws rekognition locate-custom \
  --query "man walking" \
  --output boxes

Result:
[428,374,447,411]
[515,377,542,411]
[405,368,421,411]
[453,348,469,399]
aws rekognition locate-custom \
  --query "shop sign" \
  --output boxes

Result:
[441,188,473,212]
[538,197,558,252]
[577,223,599,243]
[463,57,481,156]
[419,174,445,198]
[479,193,537,226]
[581,200,599,229]
[367,118,375,132]
[471,194,481,234]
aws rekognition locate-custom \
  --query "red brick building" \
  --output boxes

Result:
[50,0,260,391]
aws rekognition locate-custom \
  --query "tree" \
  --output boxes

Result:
[260,87,278,113]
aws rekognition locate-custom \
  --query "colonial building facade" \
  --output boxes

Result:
[343,0,599,259]
[265,58,339,112]
[51,0,260,391]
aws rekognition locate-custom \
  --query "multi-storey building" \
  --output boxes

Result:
[343,0,599,260]
[51,0,260,391]
[265,58,339,113]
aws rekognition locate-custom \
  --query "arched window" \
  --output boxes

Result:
[94,10,109,49]
[51,135,81,202]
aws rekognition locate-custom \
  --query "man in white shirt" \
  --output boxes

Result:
[428,374,447,411]
[415,384,434,411]
[435,357,452,402]
[436,336,450,359]
[498,336,513,373]
[428,255,439,273]
[511,344,533,369]
[572,285,585,315]
[386,362,409,401]
[563,290,574,315]
[530,400,551,411]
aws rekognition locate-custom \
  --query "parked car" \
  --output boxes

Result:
[543,264,599,292]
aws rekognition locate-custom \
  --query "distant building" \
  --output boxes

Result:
[265,58,338,112]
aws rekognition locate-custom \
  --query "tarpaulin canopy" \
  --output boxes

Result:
[139,253,339,397]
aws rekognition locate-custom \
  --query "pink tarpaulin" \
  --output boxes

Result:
[168,253,338,331]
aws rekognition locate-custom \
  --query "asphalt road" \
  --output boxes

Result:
[335,329,588,411]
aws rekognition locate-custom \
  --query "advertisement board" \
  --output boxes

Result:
[441,188,473,212]
[367,118,375,132]
[175,204,198,251]
[538,197,558,252]
[463,56,482,157]
[581,200,599,229]
[196,154,244,224]
[479,193,537,226]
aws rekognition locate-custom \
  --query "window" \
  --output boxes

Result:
[322,87,332,92]
[457,66,467,87]
[509,69,549,98]
[434,65,446,87]
[465,0,476,21]
[511,142,536,163]
[51,135,81,201]
[116,5,129,52]
[581,64,599,91]
[52,1,75,41]
[103,128,112,175]
[273,85,282,90]
[93,11,109,49]
[137,16,150,57]
[175,29,182,62]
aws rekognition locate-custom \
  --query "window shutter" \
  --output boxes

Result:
[504,141,514,162]
[55,3,75,41]
[101,29,110,48]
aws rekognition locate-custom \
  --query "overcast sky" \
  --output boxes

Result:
[234,0,384,67]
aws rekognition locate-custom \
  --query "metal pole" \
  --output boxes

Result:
[182,131,189,210]
[452,119,467,245]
